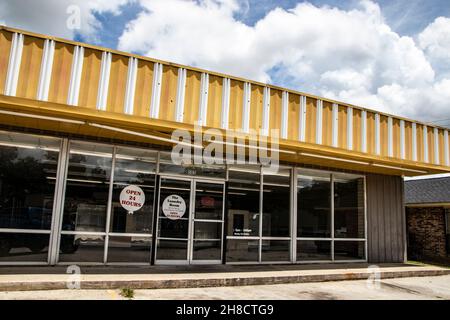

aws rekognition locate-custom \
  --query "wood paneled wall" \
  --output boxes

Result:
[366,174,406,263]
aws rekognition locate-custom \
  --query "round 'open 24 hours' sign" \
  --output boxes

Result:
[120,185,145,214]
[162,195,186,220]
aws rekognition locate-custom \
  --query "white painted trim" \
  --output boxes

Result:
[347,106,353,150]
[96,51,112,111]
[4,33,24,96]
[281,91,288,139]
[445,130,449,166]
[67,46,84,106]
[399,120,405,159]
[316,100,323,144]
[412,122,417,161]
[299,96,306,142]
[361,110,367,152]
[123,57,138,115]
[198,72,209,126]
[423,125,429,163]
[36,39,55,101]
[220,77,230,129]
[434,127,440,165]
[375,113,381,155]
[150,62,163,118]
[241,82,251,132]
[388,116,393,157]
[262,87,270,136]
[175,68,186,122]
[332,103,338,147]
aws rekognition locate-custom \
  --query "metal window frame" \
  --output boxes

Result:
[294,168,367,264]
[154,175,226,265]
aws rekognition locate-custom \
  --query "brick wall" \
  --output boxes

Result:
[406,207,447,260]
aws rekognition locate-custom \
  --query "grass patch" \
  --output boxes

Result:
[407,260,450,269]
[120,288,135,299]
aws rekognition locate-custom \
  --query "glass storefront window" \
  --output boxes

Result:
[0,233,50,262]
[194,182,223,220]
[61,142,113,232]
[156,239,188,260]
[0,131,60,231]
[226,239,259,262]
[261,240,290,262]
[334,175,365,239]
[262,168,290,237]
[110,147,157,234]
[227,165,260,237]
[297,240,331,261]
[334,241,365,260]
[192,240,221,260]
[58,234,105,263]
[297,170,331,238]
[107,236,151,263]
[0,131,60,263]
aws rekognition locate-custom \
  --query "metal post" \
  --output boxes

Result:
[331,173,335,261]
[103,146,117,264]
[48,138,69,265]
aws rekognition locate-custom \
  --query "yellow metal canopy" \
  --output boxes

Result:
[0,25,449,177]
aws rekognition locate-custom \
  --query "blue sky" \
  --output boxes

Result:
[86,0,450,48]
[1,0,450,125]
[72,0,450,50]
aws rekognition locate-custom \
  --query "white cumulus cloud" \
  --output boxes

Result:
[0,0,134,42]
[117,0,450,123]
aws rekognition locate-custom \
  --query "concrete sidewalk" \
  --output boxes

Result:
[0,263,448,291]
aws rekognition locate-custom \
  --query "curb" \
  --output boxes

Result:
[0,268,449,291]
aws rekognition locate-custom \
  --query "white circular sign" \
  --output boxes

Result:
[120,185,145,214]
[162,195,186,220]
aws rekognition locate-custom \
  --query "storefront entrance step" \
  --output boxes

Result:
[0,263,449,291]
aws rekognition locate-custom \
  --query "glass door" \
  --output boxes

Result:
[155,177,224,264]
[190,181,225,264]
[155,177,192,264]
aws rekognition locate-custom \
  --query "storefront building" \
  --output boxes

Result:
[0,26,449,265]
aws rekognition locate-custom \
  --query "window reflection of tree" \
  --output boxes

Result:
[0,147,54,230]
